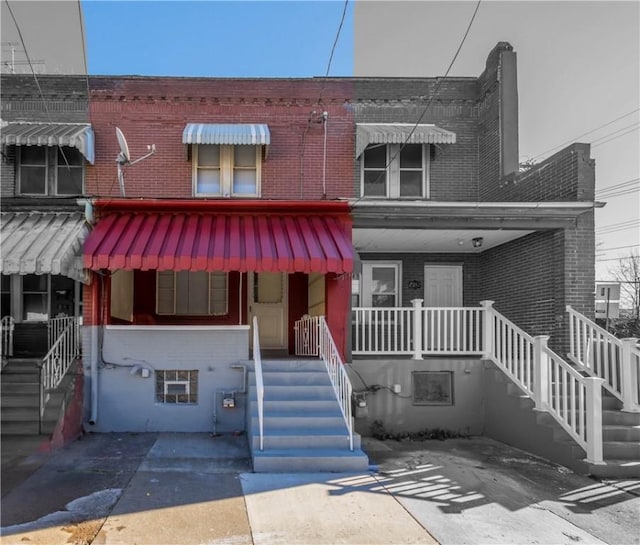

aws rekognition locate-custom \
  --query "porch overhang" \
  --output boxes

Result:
[84,200,353,274]
[0,122,95,164]
[0,211,88,282]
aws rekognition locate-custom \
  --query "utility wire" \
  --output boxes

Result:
[596,177,640,194]
[354,0,482,204]
[592,125,640,149]
[526,108,640,162]
[4,0,72,172]
[589,122,639,145]
[316,0,349,107]
[598,244,640,252]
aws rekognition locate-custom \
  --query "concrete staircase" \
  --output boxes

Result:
[248,359,370,472]
[1,358,42,435]
[484,363,640,477]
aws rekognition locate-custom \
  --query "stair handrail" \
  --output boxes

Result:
[317,316,354,451]
[566,305,639,412]
[252,316,265,451]
[485,302,603,464]
[41,318,81,416]
[1,316,15,365]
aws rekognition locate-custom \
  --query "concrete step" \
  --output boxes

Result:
[252,447,370,472]
[251,412,346,430]
[586,460,640,478]
[1,373,40,383]
[2,406,40,421]
[250,384,337,400]
[252,399,341,412]
[2,365,40,376]
[603,441,640,459]
[602,410,640,426]
[1,394,39,408]
[259,371,332,387]
[603,425,640,442]
[0,421,40,435]
[251,428,360,450]
[1,383,39,395]
[258,359,327,372]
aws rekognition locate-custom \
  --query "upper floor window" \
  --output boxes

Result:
[193,144,260,197]
[18,146,84,196]
[361,144,429,199]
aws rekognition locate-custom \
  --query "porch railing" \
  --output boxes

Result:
[48,316,80,350]
[294,315,321,356]
[352,300,483,357]
[567,305,640,412]
[1,316,15,365]
[252,316,265,451]
[317,316,354,451]
[41,317,81,417]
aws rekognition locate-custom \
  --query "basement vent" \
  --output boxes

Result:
[412,371,453,406]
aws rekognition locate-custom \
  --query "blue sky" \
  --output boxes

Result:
[82,1,353,77]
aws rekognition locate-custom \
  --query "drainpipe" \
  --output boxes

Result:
[88,275,101,425]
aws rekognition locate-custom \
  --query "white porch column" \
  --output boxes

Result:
[480,300,495,358]
[584,376,605,464]
[532,335,550,411]
[411,299,423,360]
[620,338,640,413]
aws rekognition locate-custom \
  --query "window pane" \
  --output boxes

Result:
[363,170,386,197]
[372,294,395,308]
[197,169,221,194]
[234,146,256,167]
[209,273,228,315]
[233,170,257,195]
[400,144,422,168]
[58,147,83,166]
[187,272,208,314]
[21,146,46,165]
[23,294,48,321]
[364,145,386,168]
[57,166,83,195]
[23,275,47,291]
[399,171,423,197]
[371,267,396,294]
[198,145,220,167]
[20,166,47,194]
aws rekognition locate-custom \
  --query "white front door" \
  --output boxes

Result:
[424,265,463,306]
[250,272,287,349]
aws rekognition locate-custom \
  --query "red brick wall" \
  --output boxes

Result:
[86,77,355,200]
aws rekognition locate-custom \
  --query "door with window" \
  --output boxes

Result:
[250,272,287,349]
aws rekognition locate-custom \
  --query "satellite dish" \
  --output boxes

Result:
[114,127,156,197]
[115,127,130,163]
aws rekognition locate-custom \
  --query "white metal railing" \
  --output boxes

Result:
[1,316,15,364]
[41,319,81,416]
[48,316,79,350]
[567,305,639,412]
[318,316,354,451]
[352,301,484,357]
[484,301,603,464]
[252,316,265,451]
[294,315,321,356]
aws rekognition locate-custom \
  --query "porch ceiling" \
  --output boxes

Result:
[353,228,534,253]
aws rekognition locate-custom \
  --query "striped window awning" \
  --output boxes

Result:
[182,123,270,146]
[356,123,456,158]
[0,122,95,164]
[1,212,88,283]
[84,212,352,274]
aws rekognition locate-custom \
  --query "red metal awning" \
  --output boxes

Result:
[84,211,353,274]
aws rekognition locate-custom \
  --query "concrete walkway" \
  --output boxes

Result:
[1,433,638,545]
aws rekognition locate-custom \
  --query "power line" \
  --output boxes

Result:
[592,125,640,149]
[596,188,640,199]
[526,108,640,162]
[589,122,639,145]
[598,244,640,252]
[354,0,482,204]
[596,177,640,194]
[4,0,72,171]
[315,0,349,107]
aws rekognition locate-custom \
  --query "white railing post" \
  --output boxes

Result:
[584,376,605,464]
[533,335,550,411]
[480,300,495,358]
[411,299,423,360]
[620,338,640,412]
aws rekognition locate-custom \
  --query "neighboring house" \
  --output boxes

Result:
[1,74,90,439]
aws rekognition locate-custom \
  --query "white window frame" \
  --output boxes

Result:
[156,370,198,404]
[156,271,229,316]
[193,144,261,197]
[361,143,429,199]
[17,146,85,196]
[360,261,402,308]
[21,274,50,322]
